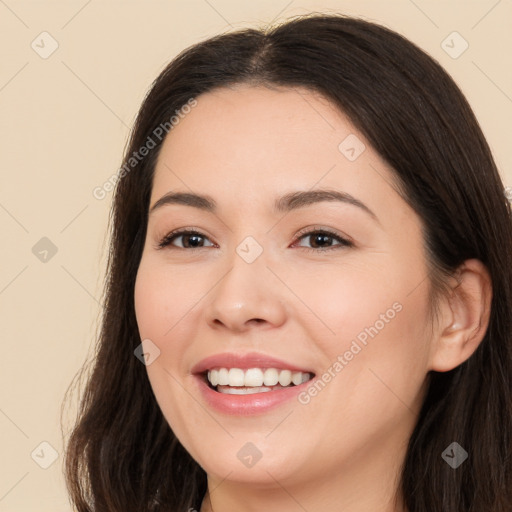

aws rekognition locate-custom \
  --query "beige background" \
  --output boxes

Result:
[0,1,510,510]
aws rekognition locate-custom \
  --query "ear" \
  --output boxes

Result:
[429,259,493,372]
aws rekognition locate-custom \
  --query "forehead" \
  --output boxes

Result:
[158,84,353,157]
[150,84,405,222]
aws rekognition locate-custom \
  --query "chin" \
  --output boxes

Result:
[187,438,310,485]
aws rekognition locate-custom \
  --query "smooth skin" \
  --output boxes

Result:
[134,84,492,512]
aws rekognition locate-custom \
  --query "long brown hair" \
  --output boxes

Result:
[61,13,512,511]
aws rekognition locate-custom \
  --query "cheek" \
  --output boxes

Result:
[324,284,430,423]
[301,260,431,402]
[297,293,430,463]
[134,267,164,340]
[134,264,186,384]
[134,263,199,435]
[284,260,410,350]
[133,258,212,428]
[134,261,201,342]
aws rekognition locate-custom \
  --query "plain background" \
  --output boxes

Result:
[0,1,510,510]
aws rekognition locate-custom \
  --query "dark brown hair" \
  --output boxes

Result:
[61,12,512,511]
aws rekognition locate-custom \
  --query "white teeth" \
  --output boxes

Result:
[228,368,245,386]
[209,369,219,386]
[217,368,229,385]
[244,368,264,387]
[219,385,273,395]
[292,372,303,385]
[278,370,292,386]
[263,368,279,386]
[206,367,313,389]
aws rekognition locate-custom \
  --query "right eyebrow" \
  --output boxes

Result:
[150,192,216,214]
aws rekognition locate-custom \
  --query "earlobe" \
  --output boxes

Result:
[429,259,492,373]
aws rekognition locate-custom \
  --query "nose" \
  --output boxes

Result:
[204,249,287,333]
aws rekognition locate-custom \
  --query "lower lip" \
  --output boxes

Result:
[194,375,312,415]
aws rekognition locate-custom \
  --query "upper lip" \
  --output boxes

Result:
[191,351,315,375]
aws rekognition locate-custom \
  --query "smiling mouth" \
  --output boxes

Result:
[203,367,315,395]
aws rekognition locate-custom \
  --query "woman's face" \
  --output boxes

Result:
[134,85,434,495]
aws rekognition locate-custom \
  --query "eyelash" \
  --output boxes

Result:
[156,226,353,253]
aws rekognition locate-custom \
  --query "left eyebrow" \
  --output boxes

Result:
[149,188,380,225]
[273,189,379,224]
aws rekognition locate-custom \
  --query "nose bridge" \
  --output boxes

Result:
[205,234,286,330]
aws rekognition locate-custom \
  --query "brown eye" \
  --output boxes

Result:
[293,228,353,252]
[156,227,353,253]
[158,230,214,249]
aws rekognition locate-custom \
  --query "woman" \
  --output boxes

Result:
[62,13,512,512]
